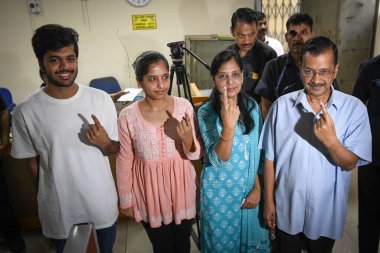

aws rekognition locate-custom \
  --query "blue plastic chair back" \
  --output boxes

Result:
[0,87,15,112]
[89,77,121,94]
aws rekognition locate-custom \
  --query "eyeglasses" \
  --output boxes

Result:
[215,72,242,81]
[301,68,335,78]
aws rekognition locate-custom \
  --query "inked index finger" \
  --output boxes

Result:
[184,113,191,126]
[223,86,228,106]
[319,102,330,118]
[91,114,101,127]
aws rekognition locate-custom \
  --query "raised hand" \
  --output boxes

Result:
[313,102,338,148]
[86,114,110,147]
[220,87,240,131]
[176,113,195,151]
[313,102,359,169]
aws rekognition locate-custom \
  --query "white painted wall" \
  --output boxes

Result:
[0,0,252,103]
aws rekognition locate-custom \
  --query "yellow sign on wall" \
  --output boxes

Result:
[132,14,157,30]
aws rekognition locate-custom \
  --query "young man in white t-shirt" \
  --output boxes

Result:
[11,24,119,253]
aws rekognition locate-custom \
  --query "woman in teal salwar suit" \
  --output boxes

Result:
[197,49,270,253]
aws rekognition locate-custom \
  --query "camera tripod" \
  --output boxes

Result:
[167,45,210,108]
[168,58,194,107]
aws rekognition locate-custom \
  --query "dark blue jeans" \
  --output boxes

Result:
[52,220,118,253]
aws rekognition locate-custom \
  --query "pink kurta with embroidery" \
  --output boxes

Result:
[116,97,202,228]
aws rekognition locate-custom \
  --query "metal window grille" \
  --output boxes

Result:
[262,0,301,48]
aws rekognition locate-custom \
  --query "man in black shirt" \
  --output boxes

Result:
[227,8,277,102]
[254,13,316,118]
[255,13,341,118]
[0,95,26,253]
[352,55,380,253]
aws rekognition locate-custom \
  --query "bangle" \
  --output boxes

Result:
[253,185,261,192]
[220,133,232,142]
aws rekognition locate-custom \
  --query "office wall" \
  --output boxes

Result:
[302,0,377,93]
[0,0,252,104]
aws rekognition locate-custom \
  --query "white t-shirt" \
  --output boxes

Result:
[11,85,119,239]
[265,36,285,56]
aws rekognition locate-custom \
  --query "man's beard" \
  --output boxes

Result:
[45,70,77,88]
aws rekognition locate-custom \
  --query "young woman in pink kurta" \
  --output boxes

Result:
[116,51,202,253]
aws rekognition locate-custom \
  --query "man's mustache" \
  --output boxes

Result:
[309,82,324,87]
[292,42,304,47]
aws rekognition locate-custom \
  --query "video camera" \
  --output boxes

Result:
[167,41,184,60]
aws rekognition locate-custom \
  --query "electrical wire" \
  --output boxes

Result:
[116,29,133,88]
[81,0,91,32]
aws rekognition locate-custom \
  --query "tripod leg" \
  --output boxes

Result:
[177,68,187,99]
[175,69,182,98]
[179,68,190,100]
[169,62,194,107]
[176,66,191,101]
[178,68,188,99]
[183,69,194,107]
[168,65,175,95]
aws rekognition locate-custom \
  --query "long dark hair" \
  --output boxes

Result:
[209,50,255,134]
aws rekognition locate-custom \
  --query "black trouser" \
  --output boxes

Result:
[358,163,380,253]
[142,219,194,253]
[275,228,335,253]
[0,160,22,241]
